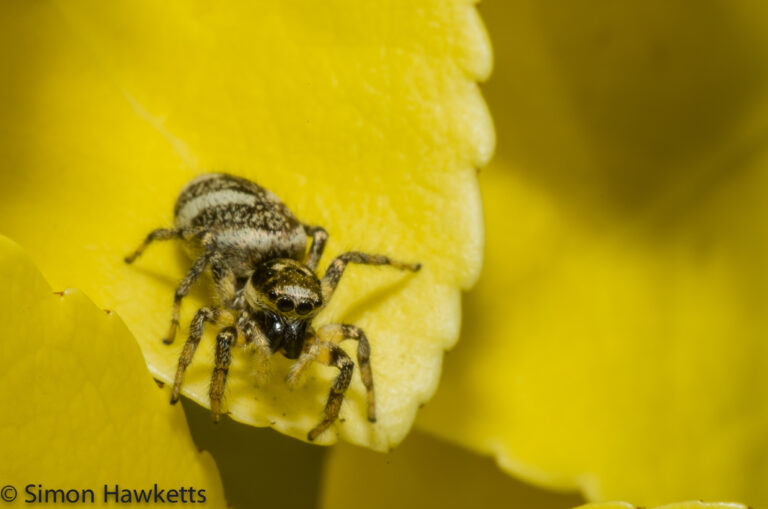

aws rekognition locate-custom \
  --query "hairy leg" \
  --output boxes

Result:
[209,250,237,307]
[238,311,272,386]
[321,251,420,302]
[170,307,234,403]
[286,332,319,389]
[124,228,180,264]
[316,324,375,422]
[303,225,328,271]
[209,326,237,422]
[307,342,354,441]
[164,251,212,344]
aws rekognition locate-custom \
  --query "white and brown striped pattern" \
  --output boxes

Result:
[174,173,306,276]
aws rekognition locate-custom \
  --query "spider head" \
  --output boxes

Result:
[245,258,323,319]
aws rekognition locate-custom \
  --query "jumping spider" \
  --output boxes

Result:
[125,173,420,440]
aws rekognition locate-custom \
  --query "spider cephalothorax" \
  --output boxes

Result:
[245,258,323,359]
[125,173,420,440]
[247,258,323,317]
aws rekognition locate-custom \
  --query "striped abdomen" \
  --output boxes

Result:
[174,173,306,277]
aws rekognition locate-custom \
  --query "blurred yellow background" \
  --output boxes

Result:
[416,0,768,507]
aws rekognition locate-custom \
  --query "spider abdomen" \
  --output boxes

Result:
[174,173,306,276]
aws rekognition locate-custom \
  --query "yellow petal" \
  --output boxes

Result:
[574,505,635,509]
[0,1,492,449]
[321,431,584,509]
[0,235,226,506]
[418,0,768,506]
[576,504,747,509]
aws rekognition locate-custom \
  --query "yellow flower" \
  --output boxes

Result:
[0,237,227,506]
[322,434,750,509]
[0,0,491,507]
[389,1,768,508]
[0,0,490,450]
[3,1,766,508]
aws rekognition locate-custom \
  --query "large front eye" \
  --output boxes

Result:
[296,301,312,315]
[276,297,294,312]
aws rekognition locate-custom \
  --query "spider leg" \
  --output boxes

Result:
[286,331,319,389]
[287,324,375,421]
[320,251,420,302]
[124,228,180,264]
[316,324,375,422]
[307,342,354,441]
[164,250,212,345]
[170,307,234,404]
[210,326,237,422]
[238,311,271,386]
[303,225,328,271]
[163,231,220,345]
[209,250,236,307]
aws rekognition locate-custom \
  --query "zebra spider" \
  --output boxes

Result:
[125,173,420,440]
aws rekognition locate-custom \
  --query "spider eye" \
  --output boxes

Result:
[313,299,322,308]
[277,297,294,312]
[268,290,278,301]
[296,301,313,315]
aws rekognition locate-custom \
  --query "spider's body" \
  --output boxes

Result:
[173,174,306,275]
[125,173,420,441]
